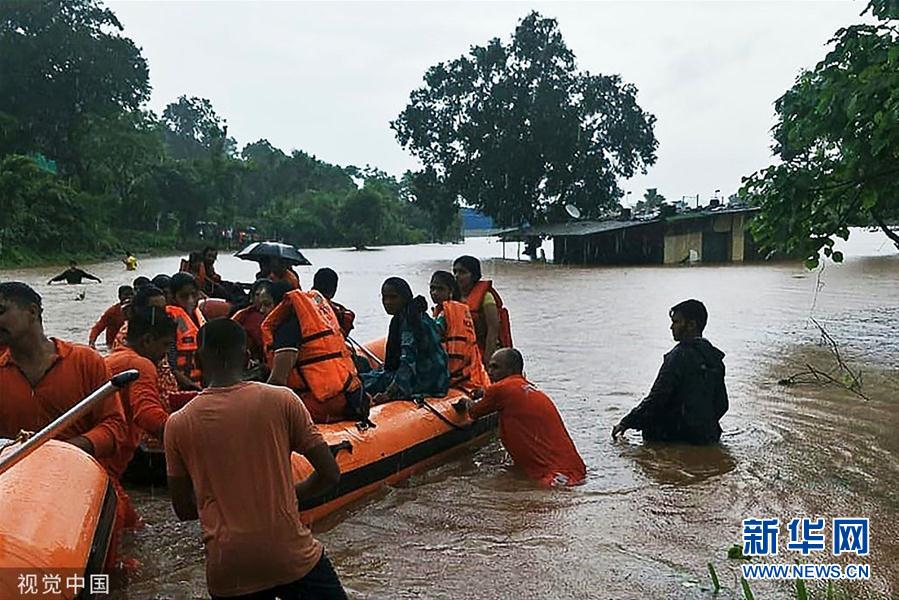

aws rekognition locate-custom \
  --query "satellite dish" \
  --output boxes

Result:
[564,204,581,219]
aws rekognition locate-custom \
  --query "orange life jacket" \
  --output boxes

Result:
[439,300,490,391]
[179,259,208,291]
[165,305,206,387]
[260,290,360,403]
[465,280,513,351]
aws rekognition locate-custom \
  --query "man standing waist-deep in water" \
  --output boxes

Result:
[613,299,728,445]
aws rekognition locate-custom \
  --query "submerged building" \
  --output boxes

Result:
[500,205,759,266]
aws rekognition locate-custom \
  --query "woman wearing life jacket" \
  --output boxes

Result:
[362,278,449,402]
[261,288,366,423]
[429,270,490,393]
[166,272,206,391]
[231,279,274,363]
[453,255,513,366]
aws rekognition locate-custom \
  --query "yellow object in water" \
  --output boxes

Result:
[124,255,138,270]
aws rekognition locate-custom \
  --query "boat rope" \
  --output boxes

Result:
[0,430,35,452]
[412,397,469,431]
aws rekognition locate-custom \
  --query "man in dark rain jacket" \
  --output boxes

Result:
[612,299,728,444]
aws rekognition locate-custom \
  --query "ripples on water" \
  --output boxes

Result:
[2,231,897,599]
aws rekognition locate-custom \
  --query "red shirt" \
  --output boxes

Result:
[0,339,127,462]
[470,375,586,486]
[89,303,126,349]
[104,346,169,478]
[232,307,266,360]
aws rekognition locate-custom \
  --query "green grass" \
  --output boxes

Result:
[795,578,809,600]
[707,562,721,593]
[740,577,756,600]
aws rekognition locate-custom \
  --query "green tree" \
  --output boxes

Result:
[140,161,211,236]
[76,111,165,217]
[0,155,110,254]
[741,0,899,267]
[392,12,657,227]
[0,0,149,171]
[635,188,667,213]
[339,188,386,249]
[162,96,236,160]
[405,168,461,241]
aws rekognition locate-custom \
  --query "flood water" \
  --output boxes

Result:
[2,231,897,599]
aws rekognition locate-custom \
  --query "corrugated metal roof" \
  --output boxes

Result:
[499,219,653,239]
[497,206,759,239]
[664,206,759,222]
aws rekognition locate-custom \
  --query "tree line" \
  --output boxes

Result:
[5,0,884,269]
[0,0,458,264]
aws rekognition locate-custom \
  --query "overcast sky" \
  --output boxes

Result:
[110,1,865,205]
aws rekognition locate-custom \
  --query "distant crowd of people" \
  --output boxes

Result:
[0,247,728,599]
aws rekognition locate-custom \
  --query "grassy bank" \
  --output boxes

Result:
[0,230,185,269]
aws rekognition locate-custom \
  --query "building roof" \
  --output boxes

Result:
[497,206,759,240]
[664,206,759,222]
[498,219,652,240]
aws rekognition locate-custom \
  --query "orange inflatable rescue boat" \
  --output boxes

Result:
[127,338,498,524]
[0,441,116,599]
[297,336,497,523]
[0,371,136,600]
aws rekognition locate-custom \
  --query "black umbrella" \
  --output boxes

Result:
[235,241,311,266]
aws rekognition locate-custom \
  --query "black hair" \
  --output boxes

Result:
[198,318,246,366]
[0,282,42,311]
[202,246,217,256]
[170,272,197,295]
[383,277,429,372]
[430,270,461,301]
[453,255,482,282]
[499,348,524,374]
[133,285,165,308]
[269,280,293,306]
[132,276,151,289]
[151,274,171,290]
[117,285,134,299]
[670,299,708,334]
[313,268,338,297]
[127,306,177,342]
[250,278,273,297]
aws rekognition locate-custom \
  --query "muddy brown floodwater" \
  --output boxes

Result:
[2,232,897,599]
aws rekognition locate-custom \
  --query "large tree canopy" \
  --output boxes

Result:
[162,95,236,160]
[392,12,657,227]
[0,0,150,166]
[741,0,899,267]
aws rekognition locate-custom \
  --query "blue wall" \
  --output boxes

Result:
[461,207,496,230]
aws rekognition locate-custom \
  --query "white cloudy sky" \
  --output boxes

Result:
[110,1,865,205]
